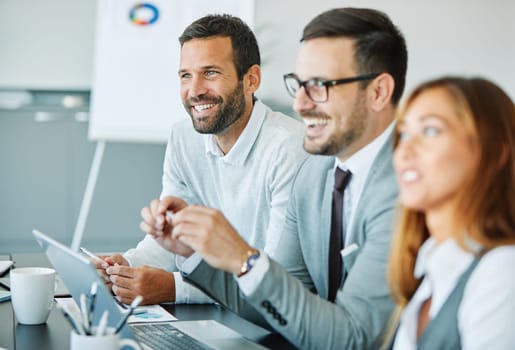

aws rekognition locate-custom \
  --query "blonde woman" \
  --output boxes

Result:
[389,77,515,349]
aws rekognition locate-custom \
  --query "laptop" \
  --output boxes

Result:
[32,229,267,350]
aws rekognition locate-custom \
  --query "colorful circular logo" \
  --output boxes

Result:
[129,3,159,26]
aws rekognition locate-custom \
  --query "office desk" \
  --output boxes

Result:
[0,253,296,350]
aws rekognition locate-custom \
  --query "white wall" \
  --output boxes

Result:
[255,0,515,107]
[0,0,96,90]
[0,0,513,99]
[364,0,515,100]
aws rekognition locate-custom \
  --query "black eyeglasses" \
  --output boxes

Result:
[283,72,380,103]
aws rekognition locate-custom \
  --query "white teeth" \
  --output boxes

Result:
[401,170,420,182]
[302,118,329,127]
[194,103,215,112]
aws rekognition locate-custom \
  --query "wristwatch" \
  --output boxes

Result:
[237,249,261,277]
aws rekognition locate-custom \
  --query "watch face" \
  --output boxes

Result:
[239,251,260,277]
[248,252,260,263]
[245,252,260,270]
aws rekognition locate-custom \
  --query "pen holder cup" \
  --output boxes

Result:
[70,327,141,350]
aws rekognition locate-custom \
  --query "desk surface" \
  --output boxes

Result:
[0,253,296,350]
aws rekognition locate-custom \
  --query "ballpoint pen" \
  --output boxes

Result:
[80,293,90,334]
[57,303,85,335]
[113,295,128,309]
[79,247,112,283]
[88,282,98,329]
[79,246,105,265]
[96,310,109,336]
[114,295,143,334]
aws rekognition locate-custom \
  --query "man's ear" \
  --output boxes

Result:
[369,73,395,112]
[244,64,261,94]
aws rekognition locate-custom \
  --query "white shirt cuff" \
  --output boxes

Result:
[173,272,189,303]
[172,271,214,304]
[176,253,203,274]
[236,252,269,296]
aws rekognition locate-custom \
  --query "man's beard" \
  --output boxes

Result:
[302,94,367,156]
[184,81,246,135]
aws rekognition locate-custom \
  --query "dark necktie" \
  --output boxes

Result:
[328,167,351,302]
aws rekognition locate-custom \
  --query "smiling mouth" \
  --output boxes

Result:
[400,169,420,183]
[193,103,217,112]
[303,118,329,127]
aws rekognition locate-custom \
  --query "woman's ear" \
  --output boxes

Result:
[497,143,509,170]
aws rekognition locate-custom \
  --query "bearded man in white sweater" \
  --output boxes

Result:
[93,14,306,305]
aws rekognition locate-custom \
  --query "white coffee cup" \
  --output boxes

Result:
[70,327,141,350]
[10,267,55,325]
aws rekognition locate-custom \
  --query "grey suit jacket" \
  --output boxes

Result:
[184,133,398,349]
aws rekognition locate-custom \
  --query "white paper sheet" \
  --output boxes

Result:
[0,261,13,275]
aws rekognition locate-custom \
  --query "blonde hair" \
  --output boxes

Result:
[388,77,515,307]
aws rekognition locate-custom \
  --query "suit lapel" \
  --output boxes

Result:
[347,132,394,244]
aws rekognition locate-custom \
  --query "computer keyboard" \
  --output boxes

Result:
[131,323,215,350]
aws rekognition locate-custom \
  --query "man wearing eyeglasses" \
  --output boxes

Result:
[145,8,408,349]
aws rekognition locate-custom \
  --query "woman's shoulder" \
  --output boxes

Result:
[458,245,515,348]
[480,245,515,268]
[466,244,515,294]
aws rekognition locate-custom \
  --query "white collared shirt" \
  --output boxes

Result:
[394,238,515,350]
[203,100,265,164]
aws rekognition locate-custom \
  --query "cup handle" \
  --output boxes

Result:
[119,338,142,350]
